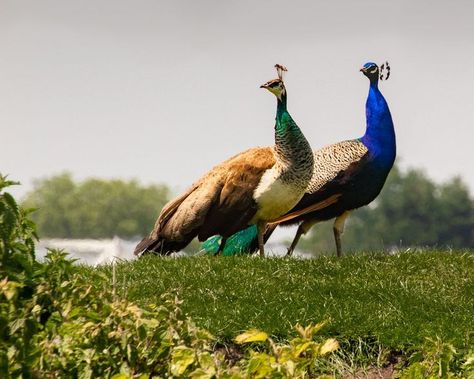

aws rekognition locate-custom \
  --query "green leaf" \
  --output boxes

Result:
[0,280,22,300]
[189,368,214,379]
[110,374,128,379]
[247,352,275,378]
[319,338,339,355]
[189,352,216,379]
[463,353,474,368]
[171,346,195,376]
[292,341,313,358]
[3,192,19,216]
[197,352,214,370]
[234,329,268,344]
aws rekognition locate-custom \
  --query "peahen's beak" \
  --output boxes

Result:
[260,84,268,89]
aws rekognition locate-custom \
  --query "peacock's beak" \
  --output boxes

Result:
[360,68,366,73]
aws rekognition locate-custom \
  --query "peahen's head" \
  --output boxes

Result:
[260,78,286,100]
[260,64,288,101]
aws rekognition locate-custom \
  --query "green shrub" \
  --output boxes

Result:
[0,175,41,377]
[399,338,474,379]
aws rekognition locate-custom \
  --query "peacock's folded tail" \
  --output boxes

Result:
[202,225,259,256]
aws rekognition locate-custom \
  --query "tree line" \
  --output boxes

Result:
[23,173,169,240]
[22,167,474,250]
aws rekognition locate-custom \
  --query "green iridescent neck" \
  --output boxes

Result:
[275,92,288,121]
[272,91,313,180]
[275,92,294,136]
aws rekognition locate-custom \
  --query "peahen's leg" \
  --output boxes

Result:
[286,218,319,256]
[257,222,267,258]
[333,211,350,257]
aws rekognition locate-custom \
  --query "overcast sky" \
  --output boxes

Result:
[1,0,473,200]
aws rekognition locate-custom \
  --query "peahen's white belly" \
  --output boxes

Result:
[251,169,304,222]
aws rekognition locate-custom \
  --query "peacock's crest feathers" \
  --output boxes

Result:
[379,62,390,81]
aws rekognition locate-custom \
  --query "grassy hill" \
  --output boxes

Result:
[90,251,473,351]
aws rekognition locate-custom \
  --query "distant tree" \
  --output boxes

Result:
[373,166,440,247]
[22,173,170,239]
[298,165,474,253]
[435,177,474,248]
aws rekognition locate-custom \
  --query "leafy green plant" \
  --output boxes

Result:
[35,277,222,378]
[0,175,38,282]
[398,337,467,378]
[234,322,339,378]
[0,175,41,377]
[462,353,474,377]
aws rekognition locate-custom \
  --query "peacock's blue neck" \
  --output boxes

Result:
[359,81,396,166]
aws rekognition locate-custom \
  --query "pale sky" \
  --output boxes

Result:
[1,0,474,201]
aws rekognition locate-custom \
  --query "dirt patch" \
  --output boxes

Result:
[213,342,244,365]
[343,364,397,378]
[343,354,404,378]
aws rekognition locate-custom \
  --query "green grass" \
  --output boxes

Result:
[86,251,473,352]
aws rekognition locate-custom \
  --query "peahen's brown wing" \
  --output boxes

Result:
[134,147,275,255]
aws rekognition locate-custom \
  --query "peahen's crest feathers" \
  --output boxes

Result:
[275,64,288,80]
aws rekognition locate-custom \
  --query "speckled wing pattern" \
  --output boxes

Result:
[307,139,368,194]
[269,139,369,225]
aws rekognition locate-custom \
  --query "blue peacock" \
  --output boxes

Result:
[135,65,336,257]
[203,61,396,257]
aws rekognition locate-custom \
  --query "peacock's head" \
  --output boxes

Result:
[260,64,288,101]
[360,61,390,82]
[360,62,379,82]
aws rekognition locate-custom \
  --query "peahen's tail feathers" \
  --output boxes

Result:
[134,235,167,256]
[134,235,189,256]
